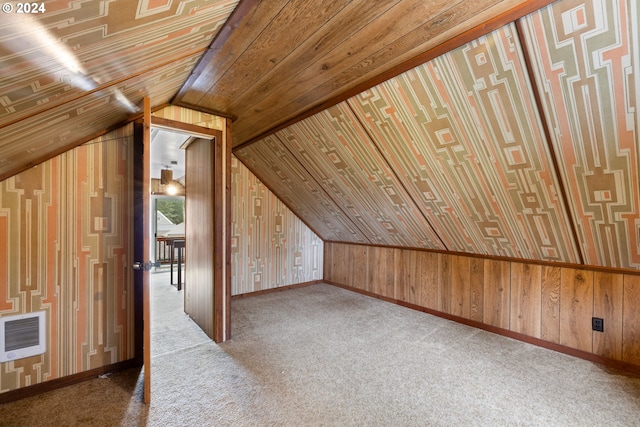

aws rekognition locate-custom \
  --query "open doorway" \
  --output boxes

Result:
[148,119,230,344]
[148,127,192,359]
[153,196,185,288]
[149,127,188,296]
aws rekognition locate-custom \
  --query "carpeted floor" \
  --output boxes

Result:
[2,270,640,426]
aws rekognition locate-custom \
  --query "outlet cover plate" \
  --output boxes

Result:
[592,317,604,332]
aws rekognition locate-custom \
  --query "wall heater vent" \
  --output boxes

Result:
[0,311,46,362]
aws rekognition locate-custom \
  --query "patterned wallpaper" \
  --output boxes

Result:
[0,0,238,180]
[236,0,640,270]
[231,156,323,294]
[152,105,225,131]
[349,24,578,262]
[521,0,640,269]
[237,136,369,244]
[0,126,134,393]
[154,106,325,294]
[278,107,446,249]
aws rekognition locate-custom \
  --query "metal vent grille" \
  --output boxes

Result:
[5,317,40,351]
[0,311,46,362]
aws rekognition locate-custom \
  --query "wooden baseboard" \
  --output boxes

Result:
[0,358,141,404]
[231,280,322,299]
[324,280,640,378]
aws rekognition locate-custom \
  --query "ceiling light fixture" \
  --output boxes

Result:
[160,167,173,185]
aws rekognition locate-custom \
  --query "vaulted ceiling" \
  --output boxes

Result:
[1,0,639,270]
[234,0,640,269]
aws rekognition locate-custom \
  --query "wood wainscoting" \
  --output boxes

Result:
[323,242,640,373]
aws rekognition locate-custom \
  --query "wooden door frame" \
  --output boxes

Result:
[151,115,231,343]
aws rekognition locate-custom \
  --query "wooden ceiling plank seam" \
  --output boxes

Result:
[228,0,480,143]
[215,0,406,114]
[344,100,451,252]
[514,18,586,266]
[195,0,355,111]
[232,0,557,151]
[0,48,207,130]
[271,132,374,245]
[173,0,287,106]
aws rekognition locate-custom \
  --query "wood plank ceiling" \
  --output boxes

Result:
[234,0,640,270]
[2,0,639,271]
[174,0,552,146]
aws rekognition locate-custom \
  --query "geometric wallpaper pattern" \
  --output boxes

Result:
[152,106,225,131]
[521,0,640,269]
[0,126,134,393]
[0,54,201,179]
[278,108,446,249]
[0,0,238,180]
[231,156,323,295]
[349,24,578,261]
[237,136,370,244]
[236,0,640,270]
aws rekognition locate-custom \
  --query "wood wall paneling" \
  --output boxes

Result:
[450,255,471,319]
[384,248,396,299]
[324,242,333,282]
[337,242,345,286]
[622,275,640,365]
[469,258,484,323]
[510,262,542,338]
[365,246,377,294]
[394,249,407,303]
[419,251,439,312]
[368,246,386,297]
[324,243,640,370]
[540,265,561,344]
[559,268,594,353]
[437,254,452,314]
[483,259,511,329]
[593,271,623,360]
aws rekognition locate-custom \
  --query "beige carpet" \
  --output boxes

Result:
[2,271,640,426]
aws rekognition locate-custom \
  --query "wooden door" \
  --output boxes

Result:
[184,131,230,342]
[133,98,152,403]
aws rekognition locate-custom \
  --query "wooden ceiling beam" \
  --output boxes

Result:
[172,0,267,106]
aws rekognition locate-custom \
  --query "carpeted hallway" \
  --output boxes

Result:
[2,270,640,426]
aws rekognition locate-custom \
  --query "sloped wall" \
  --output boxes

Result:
[231,156,323,294]
[235,0,640,271]
[0,126,134,394]
[521,0,640,268]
